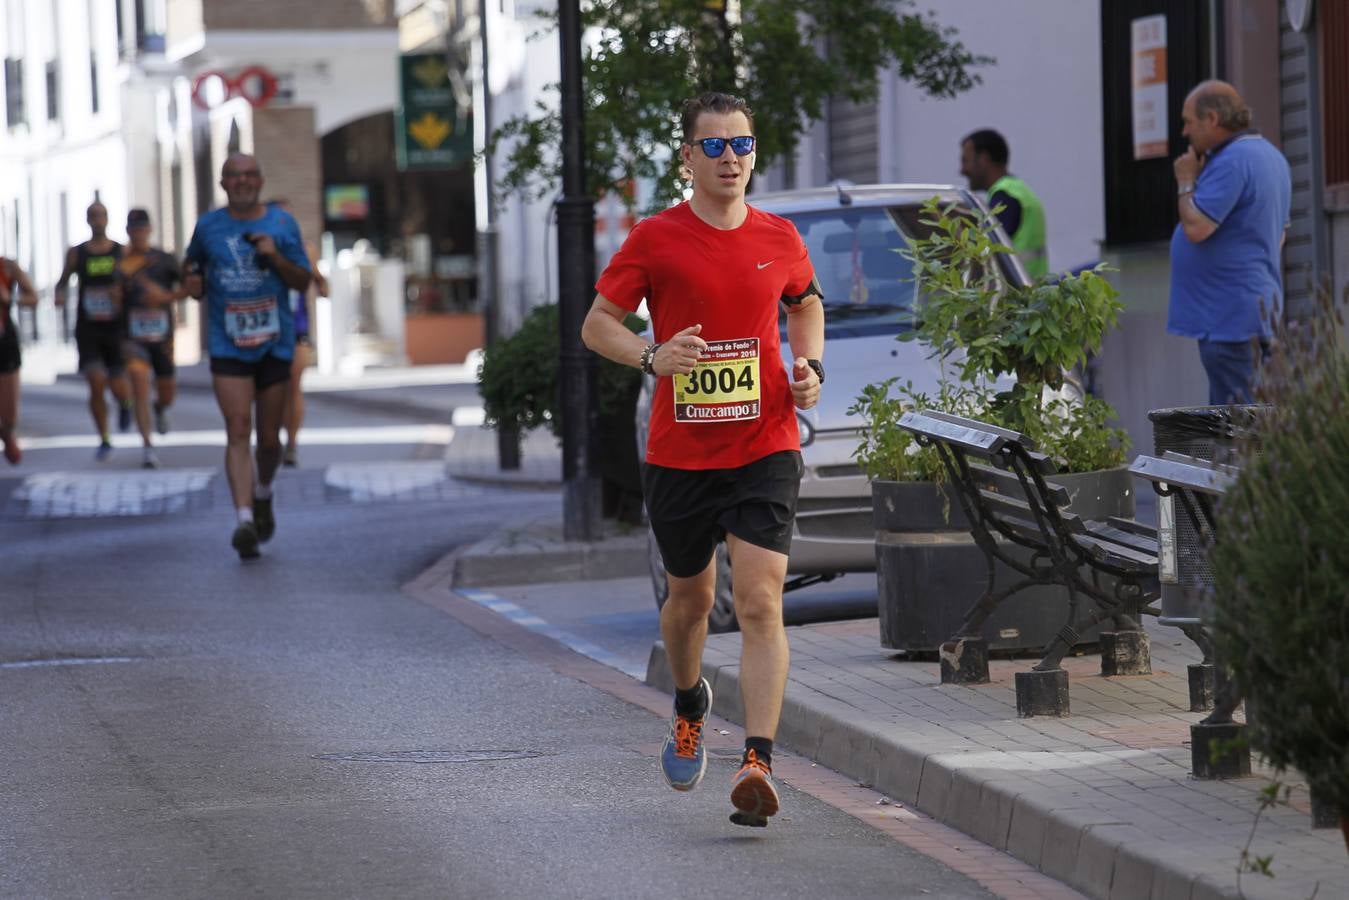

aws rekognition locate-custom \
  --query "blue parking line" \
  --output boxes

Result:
[457,588,646,679]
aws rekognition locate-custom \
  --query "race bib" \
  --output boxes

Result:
[225,296,280,348]
[82,287,116,321]
[129,308,171,342]
[673,338,761,423]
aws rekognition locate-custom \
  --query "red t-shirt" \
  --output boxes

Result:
[596,202,816,470]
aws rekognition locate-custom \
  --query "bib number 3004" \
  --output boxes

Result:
[674,337,760,423]
[225,297,280,348]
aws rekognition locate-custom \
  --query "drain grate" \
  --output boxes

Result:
[313,750,545,764]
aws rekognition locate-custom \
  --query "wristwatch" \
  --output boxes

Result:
[805,358,825,385]
[1177,183,1196,196]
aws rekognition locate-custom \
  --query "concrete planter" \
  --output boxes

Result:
[873,467,1136,653]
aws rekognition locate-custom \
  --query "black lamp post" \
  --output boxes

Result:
[556,0,602,540]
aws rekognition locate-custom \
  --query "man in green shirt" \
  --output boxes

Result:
[960,128,1048,278]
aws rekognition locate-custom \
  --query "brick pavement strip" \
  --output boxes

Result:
[646,617,1349,900]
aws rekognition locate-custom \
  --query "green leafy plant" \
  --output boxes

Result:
[487,0,990,212]
[849,376,988,483]
[852,197,1129,477]
[1210,287,1349,853]
[477,303,645,437]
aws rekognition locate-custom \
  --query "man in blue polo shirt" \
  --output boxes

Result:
[1169,80,1291,405]
[184,153,311,560]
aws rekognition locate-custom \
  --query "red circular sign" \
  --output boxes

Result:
[191,67,280,110]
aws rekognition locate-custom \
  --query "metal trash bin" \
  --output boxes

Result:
[1147,406,1261,625]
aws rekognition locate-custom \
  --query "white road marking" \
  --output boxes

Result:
[456,588,646,680]
[13,469,216,517]
[19,424,454,452]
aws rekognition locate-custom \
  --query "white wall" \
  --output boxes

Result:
[0,0,131,287]
[171,29,399,137]
[882,0,1105,273]
[486,0,562,334]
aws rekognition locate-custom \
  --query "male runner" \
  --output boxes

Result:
[118,208,184,469]
[55,201,133,459]
[0,256,39,464]
[582,92,824,827]
[183,154,312,560]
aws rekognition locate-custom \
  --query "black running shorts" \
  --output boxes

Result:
[124,340,176,378]
[0,323,19,374]
[76,325,126,377]
[643,450,803,579]
[210,354,292,390]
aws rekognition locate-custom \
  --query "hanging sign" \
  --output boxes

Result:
[191,66,279,110]
[1131,15,1169,161]
[396,53,472,171]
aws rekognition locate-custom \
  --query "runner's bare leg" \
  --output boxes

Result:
[726,534,790,740]
[660,556,717,691]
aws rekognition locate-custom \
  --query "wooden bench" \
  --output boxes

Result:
[896,410,1163,717]
[1129,451,1250,779]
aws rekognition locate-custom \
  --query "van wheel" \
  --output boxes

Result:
[648,529,738,633]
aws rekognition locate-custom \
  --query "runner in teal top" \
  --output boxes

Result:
[183,153,313,561]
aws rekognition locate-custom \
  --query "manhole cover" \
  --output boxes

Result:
[313,750,544,764]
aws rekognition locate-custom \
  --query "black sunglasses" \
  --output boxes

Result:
[691,136,755,158]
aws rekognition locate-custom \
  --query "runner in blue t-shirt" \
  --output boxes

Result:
[183,153,312,560]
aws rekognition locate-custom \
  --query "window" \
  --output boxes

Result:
[3,58,23,128]
[45,60,59,121]
[88,0,100,113]
[1324,0,1349,187]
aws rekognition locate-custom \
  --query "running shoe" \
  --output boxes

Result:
[232,521,261,560]
[117,403,132,432]
[659,677,712,792]
[154,406,170,435]
[253,495,275,543]
[729,749,779,827]
[2,432,19,466]
[282,445,298,468]
[95,441,113,462]
[142,447,160,469]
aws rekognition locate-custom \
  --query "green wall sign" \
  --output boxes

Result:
[396,53,472,171]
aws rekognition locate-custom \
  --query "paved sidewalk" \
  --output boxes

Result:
[645,617,1346,900]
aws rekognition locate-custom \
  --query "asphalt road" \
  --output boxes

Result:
[1,377,992,899]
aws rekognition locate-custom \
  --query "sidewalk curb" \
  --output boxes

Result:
[645,644,1243,900]
[452,528,648,587]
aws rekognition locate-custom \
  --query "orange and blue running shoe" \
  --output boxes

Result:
[659,677,712,791]
[729,748,779,827]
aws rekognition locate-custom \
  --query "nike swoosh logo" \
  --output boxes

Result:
[757,260,775,270]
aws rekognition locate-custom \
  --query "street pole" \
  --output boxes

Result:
[556,0,602,541]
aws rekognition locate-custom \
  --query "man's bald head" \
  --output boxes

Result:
[221,153,262,179]
[220,153,265,215]
[1188,80,1252,132]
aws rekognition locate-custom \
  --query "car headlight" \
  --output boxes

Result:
[797,414,815,448]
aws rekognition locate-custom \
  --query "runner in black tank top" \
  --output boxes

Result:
[56,200,134,459]
[0,256,39,465]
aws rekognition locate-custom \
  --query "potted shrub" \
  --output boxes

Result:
[854,198,1131,653]
[477,303,646,524]
[1210,291,1349,850]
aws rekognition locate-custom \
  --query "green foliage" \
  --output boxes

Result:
[1211,288,1349,819]
[477,303,646,438]
[848,377,986,483]
[487,1,991,212]
[854,197,1129,476]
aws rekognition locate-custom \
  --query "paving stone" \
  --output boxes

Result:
[645,616,1347,900]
